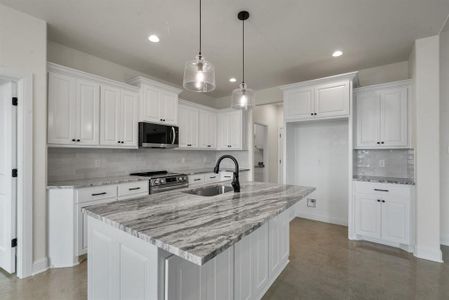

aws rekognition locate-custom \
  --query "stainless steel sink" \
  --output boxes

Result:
[183,185,234,197]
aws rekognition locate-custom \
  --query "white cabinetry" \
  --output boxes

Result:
[100,84,139,147]
[179,104,199,148]
[355,80,410,149]
[353,181,413,248]
[48,180,149,267]
[282,73,356,122]
[127,76,182,126]
[218,110,244,150]
[48,72,100,146]
[199,110,217,149]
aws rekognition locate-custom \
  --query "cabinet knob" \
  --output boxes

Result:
[76,139,80,142]
[381,141,384,144]
[377,142,380,144]
[310,113,313,116]
[117,141,121,144]
[72,139,76,142]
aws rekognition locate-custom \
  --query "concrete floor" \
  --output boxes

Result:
[1,218,448,300]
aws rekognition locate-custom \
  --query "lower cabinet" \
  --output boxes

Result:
[354,181,412,247]
[165,209,290,300]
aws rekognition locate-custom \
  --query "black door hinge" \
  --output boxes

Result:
[11,238,17,248]
[12,169,17,178]
[12,97,18,106]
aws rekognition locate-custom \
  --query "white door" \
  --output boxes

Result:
[379,87,408,147]
[76,79,100,146]
[284,88,314,121]
[381,199,409,244]
[160,91,178,125]
[0,81,17,273]
[314,81,350,118]
[228,111,243,149]
[356,92,381,148]
[120,90,139,147]
[355,195,381,239]
[100,85,121,146]
[141,86,161,123]
[48,72,77,144]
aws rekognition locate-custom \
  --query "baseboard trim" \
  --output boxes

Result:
[441,234,449,246]
[296,212,348,227]
[32,257,49,275]
[415,246,443,263]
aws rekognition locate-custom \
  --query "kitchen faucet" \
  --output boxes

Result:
[214,155,240,192]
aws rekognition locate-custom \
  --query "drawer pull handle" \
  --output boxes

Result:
[92,192,107,196]
[129,187,141,191]
[194,178,201,181]
[224,176,231,178]
[209,176,216,179]
[374,189,389,192]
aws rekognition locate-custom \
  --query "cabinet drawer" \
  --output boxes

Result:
[77,185,117,203]
[118,181,149,200]
[220,171,233,181]
[204,173,220,183]
[354,181,412,198]
[189,174,205,185]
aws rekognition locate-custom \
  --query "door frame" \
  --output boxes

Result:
[0,67,34,278]
[254,122,269,182]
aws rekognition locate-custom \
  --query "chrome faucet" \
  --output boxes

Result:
[214,155,240,192]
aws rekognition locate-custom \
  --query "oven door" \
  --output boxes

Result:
[138,122,179,148]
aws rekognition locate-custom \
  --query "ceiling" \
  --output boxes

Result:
[2,0,449,98]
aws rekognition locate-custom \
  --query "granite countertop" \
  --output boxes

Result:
[353,175,415,185]
[47,176,150,189]
[173,167,250,175]
[83,182,315,265]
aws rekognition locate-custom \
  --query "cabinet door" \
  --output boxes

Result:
[356,91,381,148]
[120,90,139,147]
[314,81,350,118]
[199,110,217,149]
[204,247,234,300]
[355,195,381,239]
[165,255,206,300]
[217,113,230,150]
[76,79,100,146]
[48,72,77,144]
[379,87,408,147]
[160,91,178,125]
[100,85,121,146]
[179,105,199,148]
[252,223,269,299]
[228,110,243,149]
[140,86,161,123]
[284,88,314,121]
[381,199,409,244]
[268,210,289,278]
[234,231,254,300]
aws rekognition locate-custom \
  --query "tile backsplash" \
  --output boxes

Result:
[48,148,249,182]
[353,149,414,179]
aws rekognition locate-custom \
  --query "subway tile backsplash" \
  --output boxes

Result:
[48,148,249,182]
[353,149,414,179]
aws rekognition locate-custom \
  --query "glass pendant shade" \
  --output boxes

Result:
[231,83,255,110]
[183,55,216,93]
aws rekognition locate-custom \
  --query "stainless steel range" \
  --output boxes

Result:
[130,171,188,194]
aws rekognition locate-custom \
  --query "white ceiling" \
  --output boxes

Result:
[2,0,449,98]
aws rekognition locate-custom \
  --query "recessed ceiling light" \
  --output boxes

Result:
[332,50,343,57]
[229,78,237,82]
[148,34,160,43]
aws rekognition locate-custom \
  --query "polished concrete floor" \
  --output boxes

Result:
[1,218,448,300]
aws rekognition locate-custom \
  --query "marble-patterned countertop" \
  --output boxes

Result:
[172,167,250,175]
[353,175,415,185]
[83,182,315,265]
[47,176,150,189]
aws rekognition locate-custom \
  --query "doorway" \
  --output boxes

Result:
[0,80,18,274]
[253,123,268,182]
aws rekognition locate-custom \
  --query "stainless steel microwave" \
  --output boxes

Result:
[138,122,179,148]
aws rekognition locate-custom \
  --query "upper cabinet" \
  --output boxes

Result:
[355,80,410,149]
[48,63,140,148]
[48,71,100,146]
[127,76,182,126]
[199,109,217,149]
[218,110,244,150]
[281,72,357,122]
[178,104,199,148]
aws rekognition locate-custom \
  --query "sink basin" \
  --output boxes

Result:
[183,185,234,197]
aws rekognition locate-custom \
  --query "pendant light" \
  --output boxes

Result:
[183,0,216,92]
[231,11,255,110]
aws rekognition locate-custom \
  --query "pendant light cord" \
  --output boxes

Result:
[242,18,245,84]
[199,0,202,58]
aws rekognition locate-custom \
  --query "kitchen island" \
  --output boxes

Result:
[83,182,314,300]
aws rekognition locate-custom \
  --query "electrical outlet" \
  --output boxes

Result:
[307,198,317,208]
[379,160,385,168]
